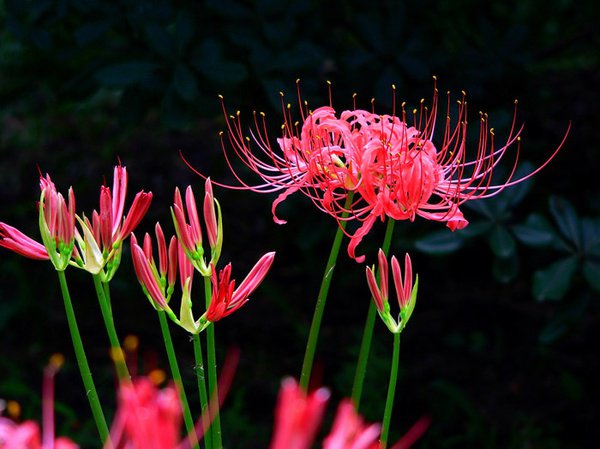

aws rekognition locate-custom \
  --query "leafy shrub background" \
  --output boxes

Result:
[0,0,598,448]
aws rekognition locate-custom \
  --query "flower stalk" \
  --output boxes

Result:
[351,218,396,409]
[380,332,401,449]
[56,271,110,445]
[157,309,199,449]
[299,193,353,392]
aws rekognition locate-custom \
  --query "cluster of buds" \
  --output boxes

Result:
[171,179,222,276]
[0,165,152,281]
[366,249,419,334]
[73,165,152,281]
[131,179,275,334]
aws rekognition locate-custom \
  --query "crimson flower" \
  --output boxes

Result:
[215,80,568,262]
[206,251,276,322]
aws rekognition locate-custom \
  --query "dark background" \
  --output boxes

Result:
[0,0,598,448]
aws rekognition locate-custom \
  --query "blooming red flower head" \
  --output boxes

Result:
[366,249,418,334]
[206,251,275,322]
[212,79,568,263]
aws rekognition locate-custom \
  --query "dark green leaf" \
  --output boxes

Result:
[414,229,464,255]
[175,11,195,55]
[192,37,249,87]
[539,316,569,344]
[532,256,577,301]
[549,196,581,249]
[95,62,159,88]
[492,252,519,283]
[173,64,199,102]
[74,19,114,46]
[583,260,600,292]
[512,213,556,247]
[581,217,600,256]
[454,221,491,238]
[144,24,174,59]
[489,225,516,258]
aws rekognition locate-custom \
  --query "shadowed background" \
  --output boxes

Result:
[0,0,598,448]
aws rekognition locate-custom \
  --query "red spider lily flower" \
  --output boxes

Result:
[212,80,568,263]
[73,164,152,280]
[0,355,79,449]
[171,179,222,277]
[269,377,330,449]
[366,249,418,334]
[323,400,381,449]
[130,224,178,313]
[205,251,275,322]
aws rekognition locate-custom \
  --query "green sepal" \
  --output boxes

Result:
[38,190,72,271]
[400,274,419,330]
[179,277,199,334]
[210,198,223,266]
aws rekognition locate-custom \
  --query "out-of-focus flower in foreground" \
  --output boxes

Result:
[269,377,330,449]
[270,377,430,449]
[215,80,568,263]
[107,377,181,449]
[366,249,418,334]
[0,354,79,449]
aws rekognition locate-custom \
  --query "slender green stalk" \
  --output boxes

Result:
[380,332,401,448]
[56,271,110,445]
[299,194,354,392]
[157,310,199,449]
[92,275,130,382]
[192,333,212,449]
[203,275,222,449]
[351,218,396,408]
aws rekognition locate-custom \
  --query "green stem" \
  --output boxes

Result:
[203,275,222,449]
[56,271,110,445]
[157,310,199,449]
[351,218,396,409]
[192,333,212,449]
[380,332,401,449]
[92,275,130,382]
[299,193,354,392]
